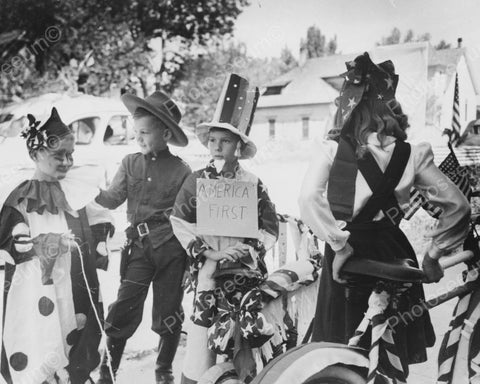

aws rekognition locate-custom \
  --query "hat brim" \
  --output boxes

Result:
[196,122,257,159]
[121,93,188,147]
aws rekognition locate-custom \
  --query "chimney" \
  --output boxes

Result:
[457,37,463,48]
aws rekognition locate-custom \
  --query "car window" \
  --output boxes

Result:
[69,117,100,145]
[104,115,134,145]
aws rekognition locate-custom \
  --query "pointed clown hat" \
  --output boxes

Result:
[196,73,260,159]
[21,107,72,152]
[121,91,188,147]
[335,52,399,129]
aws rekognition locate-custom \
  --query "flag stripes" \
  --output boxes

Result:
[404,143,471,220]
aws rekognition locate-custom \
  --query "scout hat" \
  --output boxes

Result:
[335,52,399,129]
[121,91,188,147]
[196,73,260,159]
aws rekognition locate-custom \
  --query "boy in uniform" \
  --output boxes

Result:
[95,91,191,384]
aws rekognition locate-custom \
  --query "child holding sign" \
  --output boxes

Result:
[171,74,279,383]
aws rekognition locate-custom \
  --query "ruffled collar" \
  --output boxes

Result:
[3,165,102,214]
[4,180,71,214]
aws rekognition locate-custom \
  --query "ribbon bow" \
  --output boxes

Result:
[207,288,274,355]
[21,114,48,151]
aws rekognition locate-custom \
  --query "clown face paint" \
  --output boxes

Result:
[33,135,75,181]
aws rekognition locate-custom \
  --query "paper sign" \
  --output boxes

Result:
[196,178,258,238]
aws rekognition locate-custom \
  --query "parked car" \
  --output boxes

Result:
[0,93,207,189]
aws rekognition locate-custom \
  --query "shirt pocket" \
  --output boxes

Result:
[127,177,143,195]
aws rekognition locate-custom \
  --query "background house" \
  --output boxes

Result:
[252,41,480,147]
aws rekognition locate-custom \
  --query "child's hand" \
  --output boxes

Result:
[204,246,246,262]
[332,242,354,284]
[422,253,444,283]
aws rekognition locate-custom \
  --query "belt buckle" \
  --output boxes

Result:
[137,222,150,238]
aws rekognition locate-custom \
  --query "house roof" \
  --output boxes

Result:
[257,70,338,108]
[259,44,479,110]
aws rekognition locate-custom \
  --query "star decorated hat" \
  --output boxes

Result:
[335,52,399,128]
[196,73,260,159]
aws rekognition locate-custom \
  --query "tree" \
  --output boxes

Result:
[435,40,451,50]
[280,46,298,71]
[404,29,414,43]
[378,28,434,46]
[300,25,337,59]
[173,39,290,127]
[327,35,337,55]
[0,0,250,103]
[300,26,325,58]
[378,27,402,46]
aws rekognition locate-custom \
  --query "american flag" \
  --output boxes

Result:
[404,72,470,220]
[404,143,471,220]
[451,73,462,144]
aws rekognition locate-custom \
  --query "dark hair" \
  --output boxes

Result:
[335,98,409,158]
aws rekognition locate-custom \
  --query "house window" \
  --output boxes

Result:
[302,117,310,139]
[268,119,276,139]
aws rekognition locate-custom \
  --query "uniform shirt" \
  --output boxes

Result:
[96,148,191,248]
[299,133,471,255]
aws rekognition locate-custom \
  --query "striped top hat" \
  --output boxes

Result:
[196,73,260,159]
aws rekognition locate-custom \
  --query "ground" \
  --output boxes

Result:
[0,140,472,383]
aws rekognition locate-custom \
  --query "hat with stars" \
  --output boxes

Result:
[335,52,399,129]
[196,73,260,159]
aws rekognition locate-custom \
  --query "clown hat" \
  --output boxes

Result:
[196,73,259,159]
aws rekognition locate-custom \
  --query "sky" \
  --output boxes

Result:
[233,0,480,59]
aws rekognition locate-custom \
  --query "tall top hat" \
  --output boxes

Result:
[196,73,260,159]
[335,52,399,129]
[121,91,188,147]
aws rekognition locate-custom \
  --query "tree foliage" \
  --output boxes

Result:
[377,28,440,47]
[173,40,293,127]
[0,0,250,104]
[300,25,337,59]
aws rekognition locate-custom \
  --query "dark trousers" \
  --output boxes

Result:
[105,236,187,339]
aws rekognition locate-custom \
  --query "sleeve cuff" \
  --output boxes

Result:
[187,237,211,259]
[328,229,350,252]
[428,242,444,260]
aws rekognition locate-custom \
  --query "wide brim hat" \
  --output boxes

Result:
[196,74,259,159]
[122,91,188,147]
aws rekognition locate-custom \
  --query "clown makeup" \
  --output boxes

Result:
[207,129,242,165]
[133,114,172,155]
[32,135,75,181]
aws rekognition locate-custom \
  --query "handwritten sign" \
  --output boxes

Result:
[196,178,258,238]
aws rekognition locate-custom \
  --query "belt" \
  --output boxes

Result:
[125,216,167,240]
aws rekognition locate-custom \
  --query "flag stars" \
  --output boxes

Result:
[193,310,203,322]
[347,97,357,109]
[385,77,393,89]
